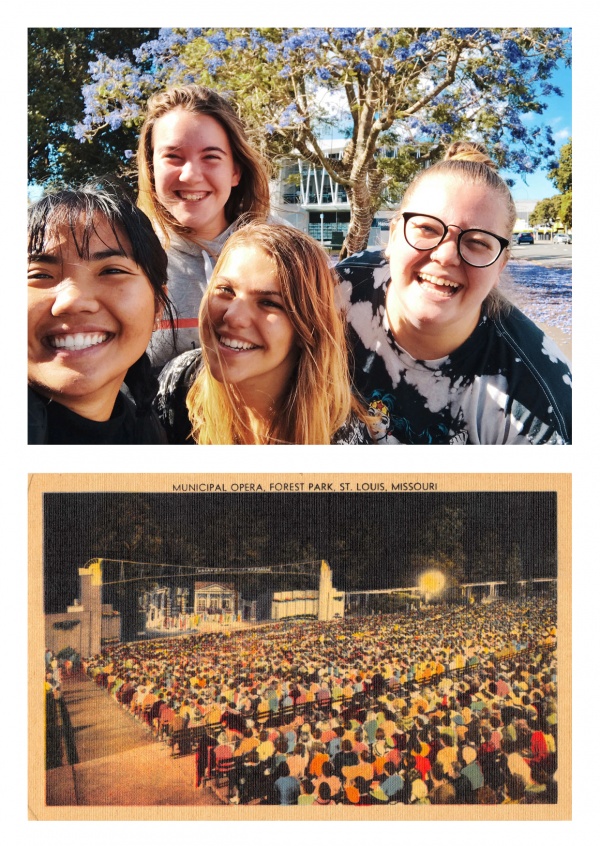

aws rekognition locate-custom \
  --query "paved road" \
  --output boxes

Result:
[509,241,572,265]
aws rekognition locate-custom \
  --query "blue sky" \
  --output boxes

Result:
[503,60,572,201]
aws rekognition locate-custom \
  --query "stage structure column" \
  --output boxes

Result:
[78,558,103,656]
[318,560,334,621]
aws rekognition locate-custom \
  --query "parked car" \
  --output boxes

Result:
[517,232,533,244]
[553,233,571,244]
[517,232,534,245]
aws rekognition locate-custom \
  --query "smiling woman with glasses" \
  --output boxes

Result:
[401,213,510,268]
[336,141,572,444]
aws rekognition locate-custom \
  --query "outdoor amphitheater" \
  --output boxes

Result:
[44,567,558,808]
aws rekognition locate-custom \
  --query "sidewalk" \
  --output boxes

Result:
[46,673,225,806]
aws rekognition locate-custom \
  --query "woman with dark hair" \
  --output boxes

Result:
[137,85,271,368]
[28,185,174,444]
[337,141,572,444]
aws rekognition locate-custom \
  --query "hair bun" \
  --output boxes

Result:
[443,141,497,171]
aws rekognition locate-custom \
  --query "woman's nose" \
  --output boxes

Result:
[51,279,100,316]
[179,158,204,183]
[223,297,251,326]
[430,230,462,266]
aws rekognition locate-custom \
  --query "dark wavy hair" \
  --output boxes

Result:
[28,184,175,423]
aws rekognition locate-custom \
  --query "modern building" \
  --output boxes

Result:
[271,138,396,248]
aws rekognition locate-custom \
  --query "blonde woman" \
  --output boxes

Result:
[155,222,369,444]
[337,141,572,444]
[137,85,271,368]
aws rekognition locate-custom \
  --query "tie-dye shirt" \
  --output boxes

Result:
[336,250,572,445]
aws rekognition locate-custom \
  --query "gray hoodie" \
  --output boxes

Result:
[147,223,236,369]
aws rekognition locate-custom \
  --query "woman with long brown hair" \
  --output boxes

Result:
[155,222,369,444]
[137,85,271,368]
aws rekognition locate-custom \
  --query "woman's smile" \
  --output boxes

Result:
[217,334,261,352]
[28,218,158,421]
[204,244,299,405]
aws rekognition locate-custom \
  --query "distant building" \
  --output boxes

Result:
[194,581,238,617]
[271,138,396,248]
[514,199,537,230]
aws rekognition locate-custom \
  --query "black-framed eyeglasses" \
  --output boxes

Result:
[402,212,509,268]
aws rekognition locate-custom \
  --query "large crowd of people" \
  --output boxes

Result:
[79,596,558,805]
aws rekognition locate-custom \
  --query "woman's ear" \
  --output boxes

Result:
[231,160,242,188]
[155,286,168,318]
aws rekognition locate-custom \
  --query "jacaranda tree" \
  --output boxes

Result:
[74,27,570,258]
[28,28,159,188]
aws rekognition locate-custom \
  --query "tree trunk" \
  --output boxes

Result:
[337,171,381,261]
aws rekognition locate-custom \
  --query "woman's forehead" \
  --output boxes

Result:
[38,214,132,257]
[403,174,507,231]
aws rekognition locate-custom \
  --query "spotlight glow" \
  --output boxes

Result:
[419,570,446,597]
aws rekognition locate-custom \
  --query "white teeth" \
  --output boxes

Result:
[419,273,460,289]
[179,192,209,201]
[219,336,258,351]
[48,332,109,351]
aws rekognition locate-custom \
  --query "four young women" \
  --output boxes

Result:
[27,86,572,445]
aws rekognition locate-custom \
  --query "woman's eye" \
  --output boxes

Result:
[100,266,129,276]
[464,237,491,251]
[261,299,284,310]
[28,269,53,281]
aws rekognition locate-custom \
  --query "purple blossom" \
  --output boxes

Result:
[73,124,87,141]
[249,30,266,49]
[206,31,229,52]
[265,43,279,63]
[106,112,123,130]
[316,67,331,81]
[355,61,371,75]
[124,149,134,159]
[503,40,522,63]
[204,56,225,76]
[284,34,308,51]
[332,28,359,42]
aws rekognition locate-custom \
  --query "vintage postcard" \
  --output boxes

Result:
[29,473,570,821]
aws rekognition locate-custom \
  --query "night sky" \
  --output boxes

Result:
[43,491,558,617]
